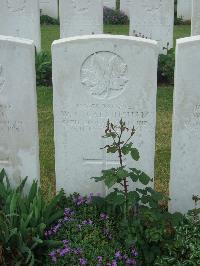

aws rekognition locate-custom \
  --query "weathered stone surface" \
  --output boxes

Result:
[104,0,116,9]
[191,0,200,36]
[0,35,40,189]
[177,0,192,21]
[169,36,200,213]
[129,0,174,54]
[120,0,131,16]
[0,0,41,51]
[40,0,58,19]
[52,35,158,196]
[59,0,103,38]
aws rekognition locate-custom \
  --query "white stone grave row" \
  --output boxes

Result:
[40,0,117,18]
[0,7,200,215]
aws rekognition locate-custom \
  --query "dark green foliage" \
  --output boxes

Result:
[103,7,129,25]
[92,120,183,265]
[158,48,175,85]
[154,214,200,265]
[40,15,59,25]
[0,169,64,265]
[36,51,52,87]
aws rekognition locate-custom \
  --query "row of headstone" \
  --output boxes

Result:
[1,32,200,213]
[39,0,117,19]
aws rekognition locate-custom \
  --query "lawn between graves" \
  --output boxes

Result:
[39,24,190,197]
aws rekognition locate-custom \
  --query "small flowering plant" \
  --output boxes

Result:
[92,119,159,219]
[45,194,138,265]
[92,120,182,265]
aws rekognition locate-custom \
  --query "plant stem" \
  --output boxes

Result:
[118,127,129,219]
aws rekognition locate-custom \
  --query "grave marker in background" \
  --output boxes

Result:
[59,0,103,38]
[169,36,200,213]
[177,0,192,21]
[129,0,174,54]
[52,35,158,195]
[40,0,58,19]
[0,0,41,51]
[191,0,200,36]
[0,35,40,190]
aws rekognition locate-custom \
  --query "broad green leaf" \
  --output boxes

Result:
[106,192,125,205]
[117,168,129,180]
[104,174,118,189]
[138,172,151,185]
[130,148,140,161]
[121,143,133,155]
[128,191,140,204]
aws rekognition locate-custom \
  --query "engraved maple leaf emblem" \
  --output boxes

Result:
[81,52,128,99]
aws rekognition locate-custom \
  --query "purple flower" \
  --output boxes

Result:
[79,258,87,265]
[63,239,69,246]
[82,219,93,225]
[73,195,86,206]
[64,208,74,217]
[100,213,109,220]
[98,256,103,263]
[115,251,122,260]
[73,248,83,255]
[112,260,118,266]
[126,258,137,265]
[86,192,94,203]
[49,251,57,262]
[59,247,71,257]
[131,249,138,257]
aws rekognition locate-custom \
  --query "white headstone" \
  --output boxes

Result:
[59,0,103,38]
[52,35,158,196]
[120,0,131,16]
[191,0,200,36]
[0,0,41,51]
[40,0,58,19]
[177,0,192,21]
[104,0,116,9]
[129,0,174,54]
[169,36,200,214]
[0,35,40,189]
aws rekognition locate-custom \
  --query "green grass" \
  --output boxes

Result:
[39,24,191,196]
